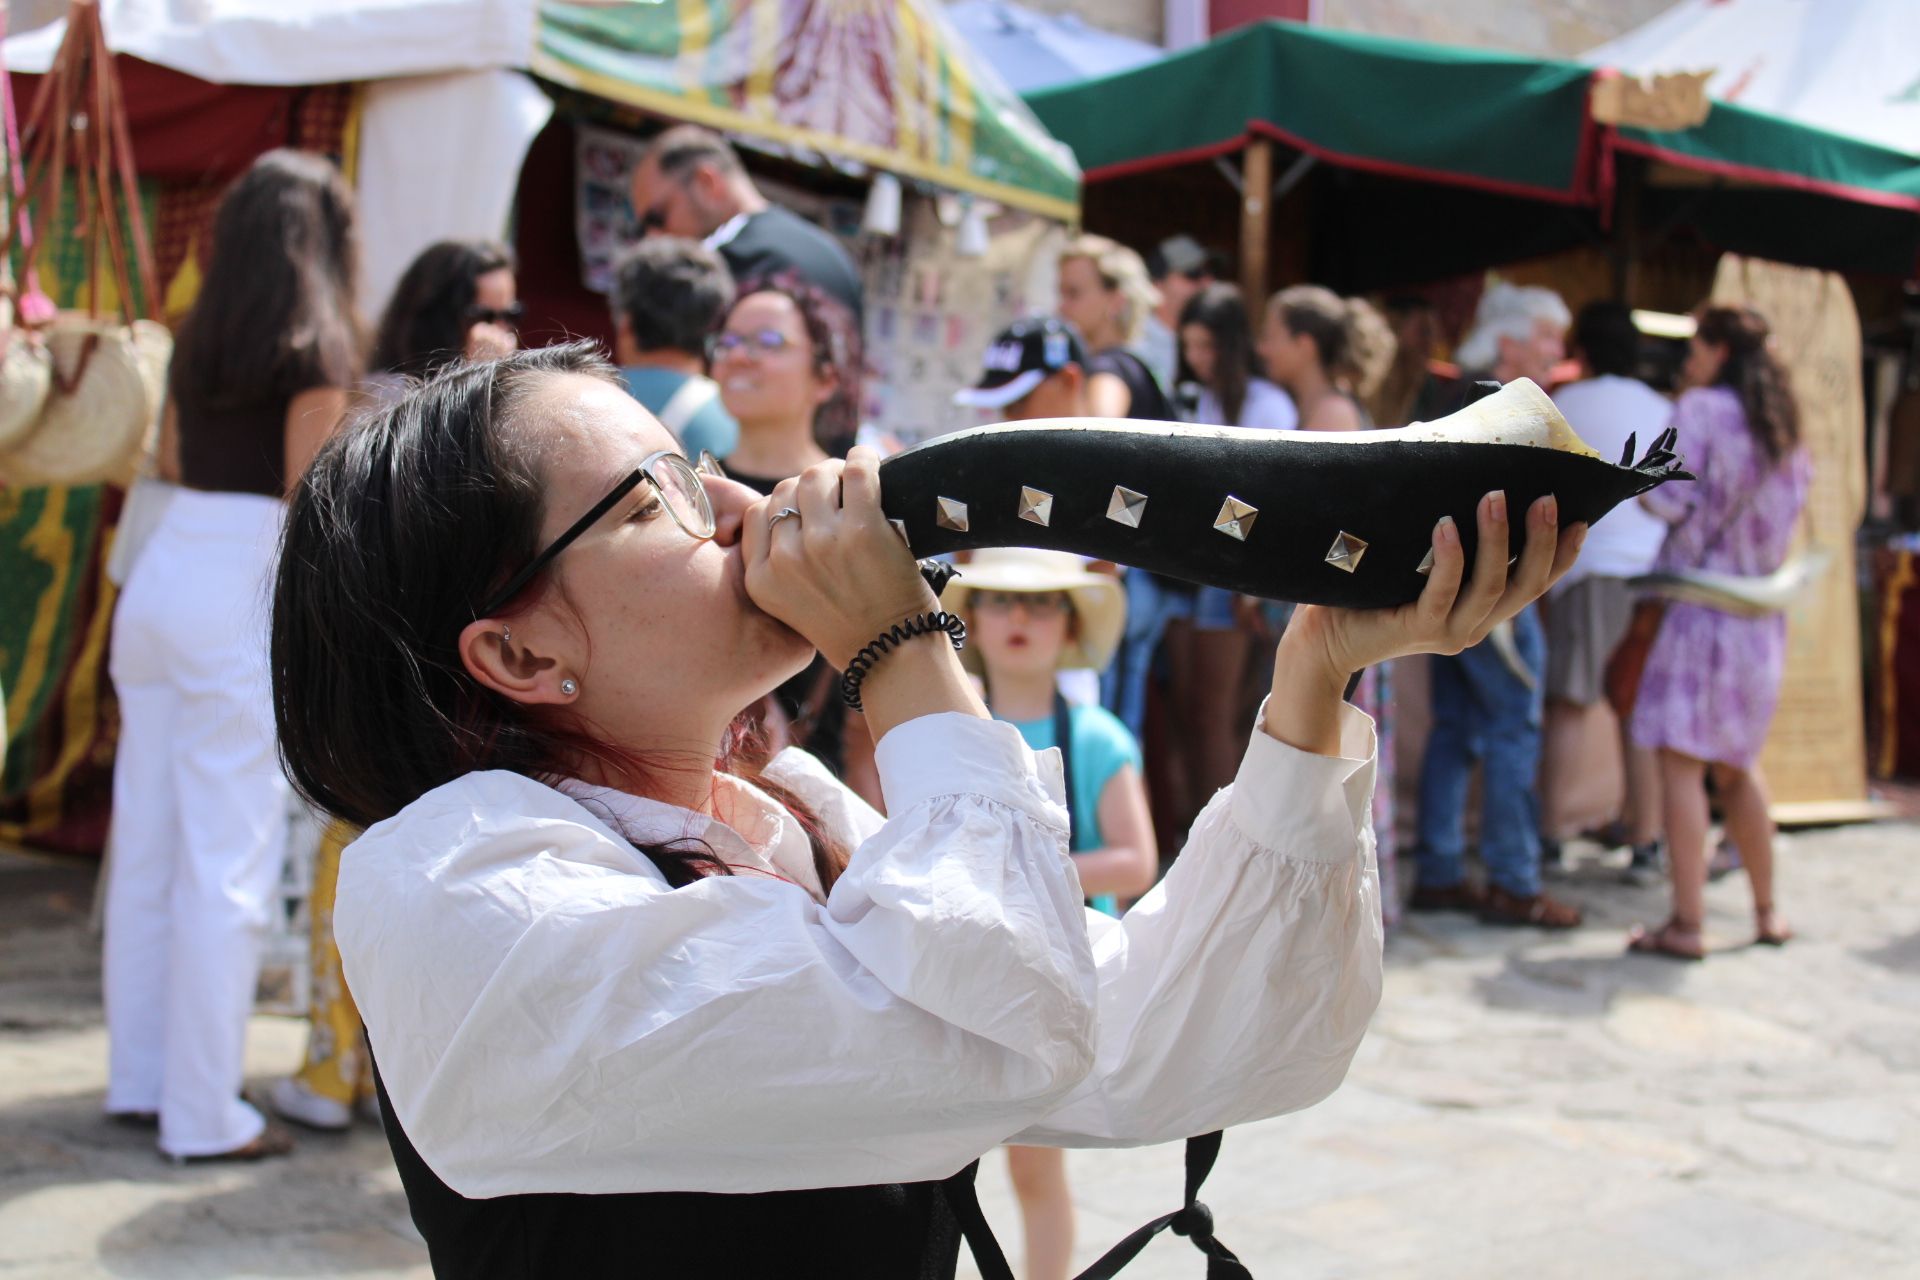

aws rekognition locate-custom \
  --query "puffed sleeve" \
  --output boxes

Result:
[336,720,1100,1199]
[1012,699,1384,1148]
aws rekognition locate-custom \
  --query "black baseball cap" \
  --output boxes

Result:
[953,316,1088,410]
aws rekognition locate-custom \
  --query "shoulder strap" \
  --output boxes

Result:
[655,375,719,436]
[939,1134,1251,1280]
[1053,693,1077,853]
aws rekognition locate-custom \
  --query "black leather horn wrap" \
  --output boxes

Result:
[880,418,1688,612]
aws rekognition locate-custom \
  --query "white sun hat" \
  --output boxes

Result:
[940,547,1126,674]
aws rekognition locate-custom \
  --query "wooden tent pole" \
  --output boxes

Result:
[1240,137,1272,315]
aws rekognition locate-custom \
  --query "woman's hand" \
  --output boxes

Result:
[739,447,938,670]
[1263,491,1585,756]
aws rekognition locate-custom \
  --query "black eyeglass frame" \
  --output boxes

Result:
[477,450,724,618]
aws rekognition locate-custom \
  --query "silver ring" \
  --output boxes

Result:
[768,506,802,530]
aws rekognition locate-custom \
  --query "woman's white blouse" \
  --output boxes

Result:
[335,705,1384,1198]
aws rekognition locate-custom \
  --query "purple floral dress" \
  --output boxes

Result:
[1629,387,1813,767]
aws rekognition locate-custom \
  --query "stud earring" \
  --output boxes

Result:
[502,626,512,644]
[560,678,578,697]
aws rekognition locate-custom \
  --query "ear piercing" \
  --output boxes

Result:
[560,679,578,697]
[502,627,512,644]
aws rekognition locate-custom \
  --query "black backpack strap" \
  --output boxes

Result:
[1071,1132,1251,1280]
[939,1160,1016,1280]
[1053,692,1077,852]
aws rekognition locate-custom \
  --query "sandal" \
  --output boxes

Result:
[1754,907,1794,947]
[1479,885,1583,929]
[165,1121,297,1166]
[1626,918,1705,961]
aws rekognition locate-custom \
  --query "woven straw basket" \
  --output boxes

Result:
[0,317,169,488]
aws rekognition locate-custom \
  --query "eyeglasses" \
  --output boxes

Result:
[465,302,524,328]
[477,450,726,617]
[971,590,1072,617]
[708,328,794,360]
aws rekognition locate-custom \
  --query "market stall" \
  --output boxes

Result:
[1,0,551,855]
[516,0,1081,443]
[1025,19,1920,303]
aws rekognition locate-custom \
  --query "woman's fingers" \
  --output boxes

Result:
[739,494,771,568]
[1498,495,1561,612]
[840,446,882,522]
[1447,489,1512,639]
[1549,521,1589,587]
[795,460,844,526]
[1412,514,1466,630]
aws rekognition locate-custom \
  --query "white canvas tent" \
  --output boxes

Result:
[1586,0,1920,157]
[4,0,552,312]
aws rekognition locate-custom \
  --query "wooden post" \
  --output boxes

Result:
[1240,137,1272,315]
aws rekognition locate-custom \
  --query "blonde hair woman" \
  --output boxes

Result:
[1056,235,1172,421]
[1259,285,1396,432]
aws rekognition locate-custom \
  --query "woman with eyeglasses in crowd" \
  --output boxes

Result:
[709,277,875,795]
[269,339,1579,1277]
[711,276,860,494]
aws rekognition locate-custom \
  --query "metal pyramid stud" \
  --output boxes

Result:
[890,518,911,549]
[1106,485,1148,528]
[1415,547,1435,576]
[1324,530,1368,572]
[935,497,969,532]
[1212,496,1258,541]
[1018,486,1054,526]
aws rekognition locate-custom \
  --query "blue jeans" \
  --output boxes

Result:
[1413,606,1546,897]
[1100,572,1192,739]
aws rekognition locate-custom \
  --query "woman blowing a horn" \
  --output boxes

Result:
[270,343,1584,1278]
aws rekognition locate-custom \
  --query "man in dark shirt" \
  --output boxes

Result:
[630,124,864,326]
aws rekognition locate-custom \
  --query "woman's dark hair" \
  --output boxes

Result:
[372,239,516,378]
[610,236,735,356]
[271,342,846,889]
[1270,284,1395,399]
[1696,306,1800,463]
[1572,301,1641,379]
[728,274,862,453]
[169,149,362,411]
[1178,282,1257,426]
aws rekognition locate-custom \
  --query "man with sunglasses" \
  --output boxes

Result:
[630,124,864,327]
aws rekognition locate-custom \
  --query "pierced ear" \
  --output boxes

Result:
[458,618,573,706]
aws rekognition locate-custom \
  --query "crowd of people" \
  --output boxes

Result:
[95,127,1813,1279]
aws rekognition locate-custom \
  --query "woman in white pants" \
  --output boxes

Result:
[104,150,361,1162]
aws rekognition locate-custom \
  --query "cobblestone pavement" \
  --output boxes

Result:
[3,821,1916,1279]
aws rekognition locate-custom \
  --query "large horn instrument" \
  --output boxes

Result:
[882,379,1688,610]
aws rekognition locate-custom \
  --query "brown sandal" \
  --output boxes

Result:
[1627,918,1705,961]
[1479,885,1583,929]
[166,1121,297,1166]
